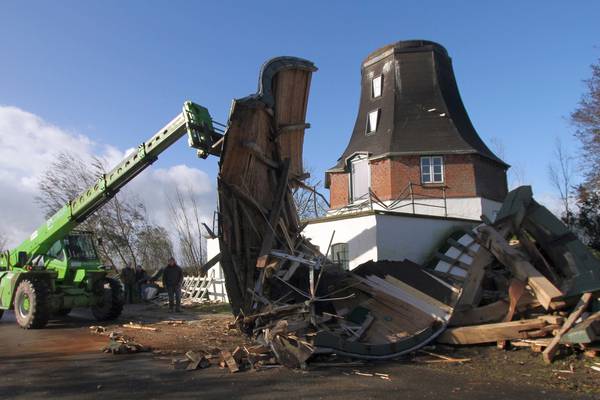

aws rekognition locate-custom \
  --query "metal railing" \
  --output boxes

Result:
[329,182,448,217]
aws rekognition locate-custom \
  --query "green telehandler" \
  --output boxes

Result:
[0,101,222,328]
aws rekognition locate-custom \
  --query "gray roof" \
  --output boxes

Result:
[328,40,508,174]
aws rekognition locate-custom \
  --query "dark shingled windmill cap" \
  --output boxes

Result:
[327,39,508,178]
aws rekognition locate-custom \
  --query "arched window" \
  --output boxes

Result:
[330,243,349,270]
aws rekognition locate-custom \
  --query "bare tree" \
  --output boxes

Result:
[135,225,173,274]
[35,151,168,269]
[571,58,600,190]
[547,138,575,222]
[293,167,329,220]
[167,187,207,274]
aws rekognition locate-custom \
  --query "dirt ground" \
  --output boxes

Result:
[0,302,598,400]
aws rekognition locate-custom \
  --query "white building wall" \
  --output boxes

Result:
[204,238,228,303]
[302,214,378,270]
[304,211,478,269]
[375,214,476,264]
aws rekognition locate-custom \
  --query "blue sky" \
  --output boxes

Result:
[1,1,599,229]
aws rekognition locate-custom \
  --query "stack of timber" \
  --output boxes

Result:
[436,186,600,364]
[216,57,467,366]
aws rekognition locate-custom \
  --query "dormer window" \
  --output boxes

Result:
[366,109,380,134]
[372,75,383,98]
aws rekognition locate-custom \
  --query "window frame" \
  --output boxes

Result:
[330,243,349,270]
[420,155,445,184]
[372,74,383,98]
[366,109,380,135]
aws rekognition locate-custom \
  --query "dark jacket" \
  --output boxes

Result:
[120,266,136,285]
[135,268,149,283]
[161,264,184,288]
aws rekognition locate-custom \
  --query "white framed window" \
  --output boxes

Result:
[372,75,383,98]
[366,109,380,134]
[330,243,349,270]
[421,156,444,184]
[349,154,370,202]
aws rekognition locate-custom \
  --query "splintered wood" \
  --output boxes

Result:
[215,58,468,365]
[217,58,316,314]
[213,58,600,369]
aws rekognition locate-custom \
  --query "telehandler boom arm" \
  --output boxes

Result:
[0,101,222,269]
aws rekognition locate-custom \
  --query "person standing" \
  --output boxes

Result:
[120,264,136,304]
[135,265,149,301]
[161,257,184,312]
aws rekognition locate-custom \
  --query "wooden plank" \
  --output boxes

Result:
[456,246,493,308]
[274,69,313,178]
[477,225,563,309]
[384,275,453,313]
[438,317,556,345]
[360,275,449,320]
[542,292,593,364]
[256,160,290,269]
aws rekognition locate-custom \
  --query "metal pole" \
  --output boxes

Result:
[409,182,415,214]
[443,187,447,217]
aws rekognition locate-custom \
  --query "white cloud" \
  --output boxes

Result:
[0,105,217,249]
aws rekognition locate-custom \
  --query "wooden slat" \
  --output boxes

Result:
[438,317,562,345]
[477,225,563,309]
[542,292,593,364]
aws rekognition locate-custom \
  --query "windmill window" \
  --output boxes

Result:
[372,75,383,98]
[330,243,349,270]
[421,156,444,183]
[366,109,380,134]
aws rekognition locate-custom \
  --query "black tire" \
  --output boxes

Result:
[0,309,3,320]
[14,279,50,329]
[92,277,124,321]
[54,308,72,317]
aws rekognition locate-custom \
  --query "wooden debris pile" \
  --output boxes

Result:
[216,56,465,366]
[435,186,600,364]
[214,56,600,369]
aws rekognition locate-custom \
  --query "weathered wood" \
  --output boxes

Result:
[477,225,563,309]
[220,350,239,373]
[542,292,593,364]
[455,246,493,308]
[273,68,314,179]
[243,140,280,169]
[516,230,559,283]
[438,317,562,345]
[256,160,290,269]
[561,311,600,344]
[200,252,222,274]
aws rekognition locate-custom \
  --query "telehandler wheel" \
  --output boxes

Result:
[92,277,124,321]
[0,309,3,320]
[14,279,50,329]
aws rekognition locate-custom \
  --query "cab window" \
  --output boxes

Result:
[65,235,98,261]
[47,240,65,261]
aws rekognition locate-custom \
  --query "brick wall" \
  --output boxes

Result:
[329,172,349,209]
[328,153,507,208]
